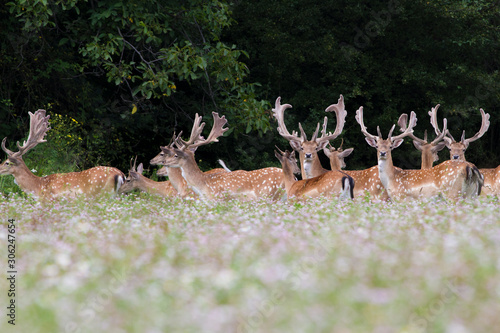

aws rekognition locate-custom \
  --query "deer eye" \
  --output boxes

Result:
[160,153,164,156]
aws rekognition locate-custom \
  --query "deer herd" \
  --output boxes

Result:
[0,95,495,203]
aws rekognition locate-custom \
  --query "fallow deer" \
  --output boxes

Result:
[0,110,125,199]
[397,105,449,169]
[429,106,490,161]
[428,106,499,196]
[118,158,177,197]
[356,107,483,201]
[152,112,284,200]
[272,96,347,179]
[322,140,389,200]
[274,147,354,200]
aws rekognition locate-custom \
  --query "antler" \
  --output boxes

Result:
[130,156,138,172]
[272,97,302,143]
[2,109,50,157]
[176,112,228,150]
[176,113,205,149]
[320,94,347,144]
[355,107,378,140]
[462,108,490,146]
[390,111,417,141]
[399,109,448,146]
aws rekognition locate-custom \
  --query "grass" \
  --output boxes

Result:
[0,193,500,332]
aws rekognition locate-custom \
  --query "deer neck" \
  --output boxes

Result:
[11,161,43,197]
[178,155,210,198]
[137,175,169,195]
[420,148,434,169]
[377,153,397,193]
[299,154,325,179]
[281,161,297,196]
[165,166,190,196]
[329,156,343,171]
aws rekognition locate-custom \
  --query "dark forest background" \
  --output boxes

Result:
[1,0,499,185]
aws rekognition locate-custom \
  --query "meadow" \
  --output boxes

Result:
[1,193,500,333]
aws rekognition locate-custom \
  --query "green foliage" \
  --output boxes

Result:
[1,0,499,172]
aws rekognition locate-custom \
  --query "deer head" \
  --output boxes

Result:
[356,107,417,162]
[429,106,490,161]
[1,109,50,175]
[398,105,448,168]
[272,95,347,178]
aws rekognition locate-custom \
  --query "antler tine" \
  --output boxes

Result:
[398,113,426,144]
[188,112,228,150]
[391,111,417,141]
[355,106,378,140]
[320,94,347,144]
[298,123,308,141]
[310,122,323,142]
[272,97,301,143]
[275,145,285,155]
[428,104,444,136]
[430,118,448,145]
[338,138,344,151]
[1,138,15,156]
[130,156,138,172]
[463,108,490,145]
[176,113,206,149]
[8,109,51,157]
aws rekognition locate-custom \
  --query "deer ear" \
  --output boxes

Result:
[412,140,424,151]
[289,140,302,152]
[365,137,378,148]
[431,141,446,153]
[137,163,144,174]
[316,140,329,151]
[338,148,354,158]
[392,138,404,149]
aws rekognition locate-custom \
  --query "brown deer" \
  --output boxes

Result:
[118,158,177,197]
[152,112,284,200]
[356,107,483,201]
[429,106,490,161]
[397,105,449,169]
[322,141,389,201]
[0,109,125,199]
[274,147,354,200]
[428,106,500,196]
[272,95,346,179]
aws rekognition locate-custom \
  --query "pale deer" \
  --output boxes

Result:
[429,106,490,161]
[0,109,125,199]
[397,105,449,169]
[356,107,483,201]
[272,95,346,179]
[322,141,389,201]
[153,112,284,200]
[151,138,231,198]
[118,158,177,197]
[274,147,354,200]
[428,106,499,196]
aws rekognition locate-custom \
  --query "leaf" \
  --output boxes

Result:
[131,104,137,114]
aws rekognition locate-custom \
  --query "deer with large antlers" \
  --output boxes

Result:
[272,96,347,179]
[151,112,284,200]
[427,106,500,196]
[118,158,177,197]
[429,106,490,161]
[274,147,354,200]
[356,107,483,201]
[397,105,449,169]
[0,110,125,199]
[150,134,232,198]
